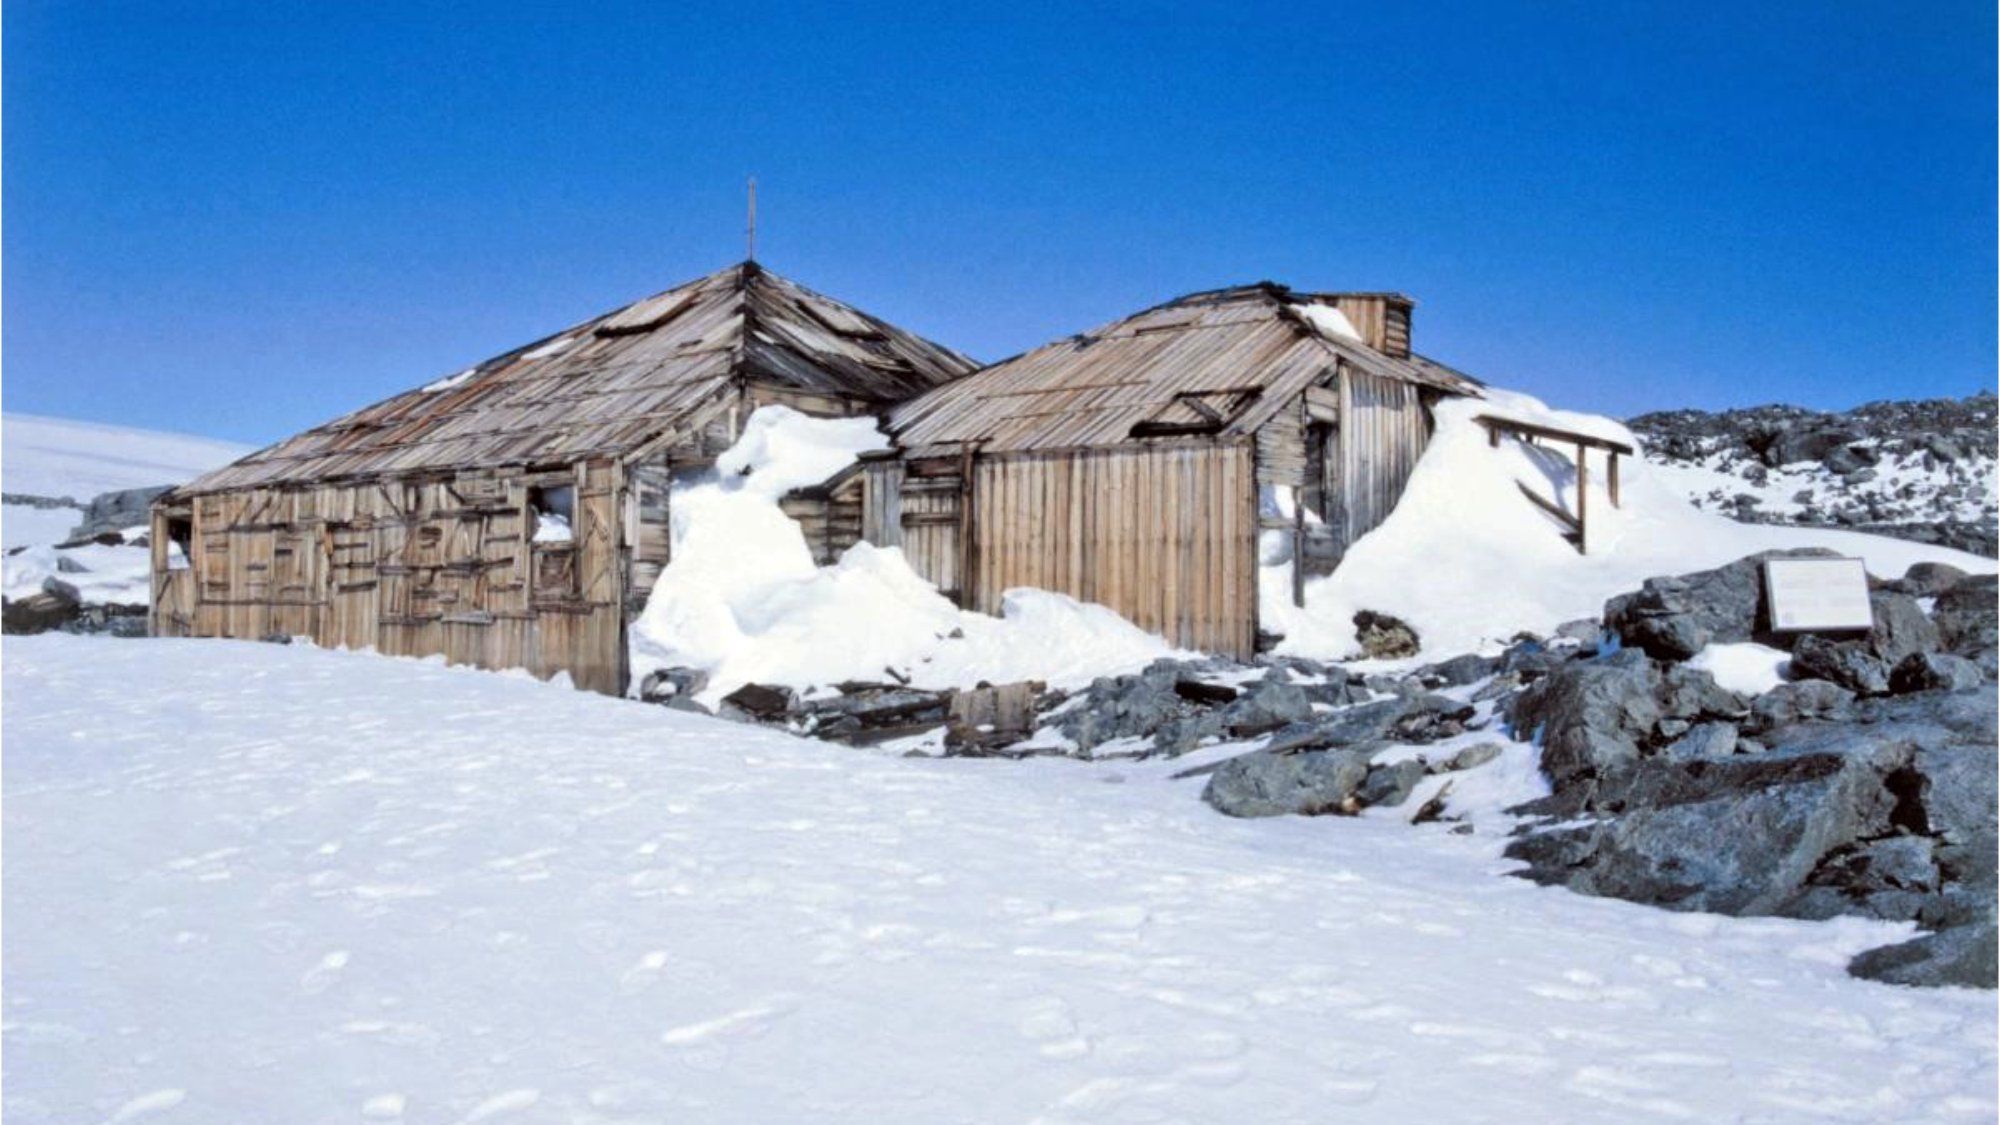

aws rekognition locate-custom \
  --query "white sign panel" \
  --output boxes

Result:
[1763,557,1873,633]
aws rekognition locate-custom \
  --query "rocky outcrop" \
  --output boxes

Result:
[1629,393,1997,557]
[64,485,174,542]
[1504,555,1999,988]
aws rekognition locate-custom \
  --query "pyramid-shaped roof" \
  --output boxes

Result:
[183,262,975,494]
[887,281,1481,456]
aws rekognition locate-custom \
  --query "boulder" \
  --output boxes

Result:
[1656,665,1750,723]
[1890,652,1987,694]
[1848,920,1998,989]
[639,666,710,708]
[1604,549,1837,660]
[1219,675,1314,736]
[1506,650,1659,786]
[1789,636,1891,695]
[1506,743,1906,916]
[1356,758,1426,808]
[1866,591,1940,667]
[1746,679,1855,731]
[1201,747,1374,818]
[1932,575,1997,659]
[1422,652,1498,687]
[1898,562,1970,598]
[1659,721,1737,762]
[66,484,173,541]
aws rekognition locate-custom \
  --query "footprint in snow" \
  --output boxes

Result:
[298,950,349,994]
[100,1088,186,1123]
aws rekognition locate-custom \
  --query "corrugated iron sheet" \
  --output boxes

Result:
[180,263,976,494]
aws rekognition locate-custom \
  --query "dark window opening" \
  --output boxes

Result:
[528,484,576,544]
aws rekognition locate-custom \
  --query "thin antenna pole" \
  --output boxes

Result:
[746,176,757,262]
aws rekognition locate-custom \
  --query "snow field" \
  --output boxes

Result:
[5,635,1995,1123]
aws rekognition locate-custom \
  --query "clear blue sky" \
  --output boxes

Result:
[5,2,1993,444]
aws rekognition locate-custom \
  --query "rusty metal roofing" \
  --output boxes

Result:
[179,262,977,494]
[886,282,1483,455]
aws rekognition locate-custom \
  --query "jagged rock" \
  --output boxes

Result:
[67,484,174,541]
[1356,759,1426,808]
[54,555,89,574]
[1890,652,1987,694]
[1604,549,1838,659]
[1507,743,1907,916]
[1507,649,1659,787]
[1790,635,1891,695]
[1201,747,1375,818]
[1554,618,1603,644]
[1659,721,1737,762]
[1746,679,1855,731]
[1420,652,1498,687]
[1932,575,1997,659]
[1220,676,1314,736]
[1867,591,1939,666]
[1656,665,1750,723]
[1353,610,1420,659]
[1848,920,1998,989]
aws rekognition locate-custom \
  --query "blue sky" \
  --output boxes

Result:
[5,2,1993,444]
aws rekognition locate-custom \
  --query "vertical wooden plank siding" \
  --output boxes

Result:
[152,460,628,696]
[1337,368,1431,548]
[967,443,1256,657]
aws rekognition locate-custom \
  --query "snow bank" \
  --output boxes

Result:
[1688,642,1793,695]
[629,407,1178,702]
[1267,388,1994,662]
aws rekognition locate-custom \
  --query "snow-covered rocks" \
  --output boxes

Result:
[1631,392,1999,558]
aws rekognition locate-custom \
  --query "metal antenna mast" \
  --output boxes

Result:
[746,176,757,262]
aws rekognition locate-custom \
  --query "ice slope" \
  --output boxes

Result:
[1266,390,1996,662]
[1,413,251,503]
[2,413,252,550]
[6,635,1994,1123]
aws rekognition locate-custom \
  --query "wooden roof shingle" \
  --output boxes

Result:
[180,262,976,494]
[887,282,1483,456]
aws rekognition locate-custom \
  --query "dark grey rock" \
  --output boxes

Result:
[1932,575,1997,659]
[720,682,794,720]
[67,484,174,541]
[1423,652,1498,687]
[1554,618,1603,643]
[1747,679,1856,731]
[1357,759,1426,808]
[1900,562,1970,598]
[1890,652,1987,694]
[1201,748,1374,818]
[1790,635,1892,695]
[1604,549,1838,660]
[1849,920,1998,989]
[1660,721,1737,762]
[1220,676,1315,736]
[1867,591,1940,667]
[1656,665,1750,723]
[1507,650,1659,786]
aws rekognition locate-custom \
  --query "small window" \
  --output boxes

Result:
[528,484,576,544]
[165,516,194,571]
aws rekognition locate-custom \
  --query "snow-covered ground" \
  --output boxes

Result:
[7,635,1995,1123]
[1,413,252,595]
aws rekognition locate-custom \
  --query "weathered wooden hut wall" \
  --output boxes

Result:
[1337,369,1431,547]
[148,504,198,637]
[165,459,627,694]
[969,443,1258,658]
[894,458,967,599]
[860,459,905,548]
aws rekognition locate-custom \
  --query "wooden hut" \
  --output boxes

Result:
[861,281,1486,658]
[150,261,976,693]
